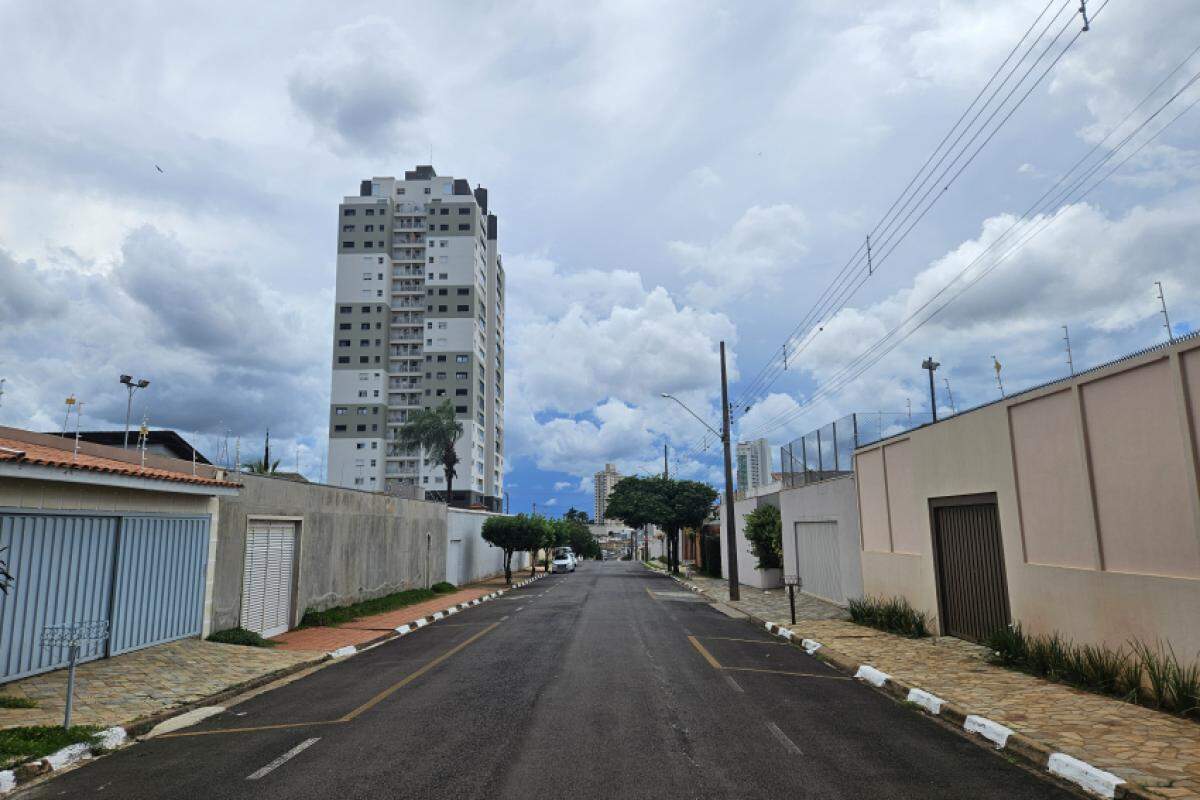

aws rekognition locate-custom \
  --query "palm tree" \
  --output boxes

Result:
[396,400,464,505]
[246,458,281,474]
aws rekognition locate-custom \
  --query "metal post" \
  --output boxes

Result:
[64,644,78,729]
[816,427,824,479]
[852,413,860,450]
[832,419,839,472]
[663,443,668,479]
[800,437,808,485]
[123,385,134,449]
[719,341,740,602]
[922,357,939,422]
[788,584,796,625]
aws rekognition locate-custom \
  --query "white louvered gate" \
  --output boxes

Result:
[240,521,297,638]
[793,520,844,605]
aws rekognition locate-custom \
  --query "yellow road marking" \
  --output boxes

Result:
[340,621,500,721]
[161,621,501,737]
[699,636,788,646]
[722,667,850,679]
[688,635,723,669]
[645,586,659,602]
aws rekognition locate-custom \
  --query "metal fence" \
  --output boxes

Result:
[779,411,934,489]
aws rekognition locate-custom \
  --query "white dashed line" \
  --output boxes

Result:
[766,722,803,756]
[724,675,744,693]
[246,738,320,780]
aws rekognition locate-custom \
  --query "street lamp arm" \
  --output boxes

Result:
[661,394,722,440]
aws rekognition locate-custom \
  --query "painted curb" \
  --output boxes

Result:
[1048,753,1125,798]
[0,726,132,795]
[328,645,357,659]
[0,772,14,793]
[964,715,1013,749]
[660,568,1151,800]
[854,665,891,687]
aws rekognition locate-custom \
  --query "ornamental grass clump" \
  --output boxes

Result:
[847,595,928,638]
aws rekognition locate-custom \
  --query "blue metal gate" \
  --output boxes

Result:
[0,512,211,682]
[109,516,210,655]
[0,514,116,681]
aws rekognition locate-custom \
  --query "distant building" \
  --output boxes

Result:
[593,463,622,522]
[736,438,772,492]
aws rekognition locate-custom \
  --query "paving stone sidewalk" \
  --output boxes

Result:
[671,567,1200,799]
[271,585,495,652]
[0,640,319,730]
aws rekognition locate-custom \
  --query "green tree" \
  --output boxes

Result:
[543,518,570,571]
[743,504,782,570]
[482,514,544,584]
[245,458,281,474]
[604,476,717,574]
[396,400,464,506]
[564,507,590,525]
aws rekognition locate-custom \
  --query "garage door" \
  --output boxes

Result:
[240,521,296,638]
[792,520,844,605]
[932,499,1011,643]
[0,514,116,681]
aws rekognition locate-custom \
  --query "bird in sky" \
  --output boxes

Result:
[155,164,164,173]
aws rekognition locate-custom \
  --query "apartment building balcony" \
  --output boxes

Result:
[388,396,422,408]
[393,233,425,244]
[390,345,422,357]
[392,268,424,279]
[389,378,420,390]
[392,284,424,295]
[390,314,422,325]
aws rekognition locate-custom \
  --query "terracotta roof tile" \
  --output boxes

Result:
[0,436,239,490]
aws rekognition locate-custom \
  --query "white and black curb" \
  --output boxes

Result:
[323,572,549,659]
[0,727,129,794]
[668,566,1140,799]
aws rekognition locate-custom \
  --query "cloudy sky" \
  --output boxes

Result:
[1,0,1197,515]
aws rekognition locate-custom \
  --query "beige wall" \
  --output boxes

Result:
[855,337,1200,653]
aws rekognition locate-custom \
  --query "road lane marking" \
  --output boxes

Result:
[247,738,320,780]
[699,636,788,646]
[766,722,803,756]
[724,675,744,693]
[340,621,501,721]
[723,667,850,679]
[162,621,503,737]
[645,587,659,602]
[687,635,723,669]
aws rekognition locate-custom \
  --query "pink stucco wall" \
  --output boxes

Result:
[855,337,1200,653]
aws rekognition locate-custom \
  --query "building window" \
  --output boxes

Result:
[439,224,448,231]
[455,406,467,414]
[361,305,371,312]
[335,407,348,415]
[342,224,354,232]
[424,187,431,194]
[339,323,351,330]
[456,388,467,396]
[436,372,447,379]
[361,323,370,330]
[338,339,351,347]
[356,442,365,450]
[335,424,347,431]
[356,407,369,415]
[337,356,350,364]
[439,305,448,312]
[359,356,369,363]
[457,305,469,312]
[440,208,449,216]
[458,224,469,231]
[359,339,369,346]
[456,354,468,363]
[438,289,448,295]
[365,208,375,216]
[439,273,448,279]
[343,209,356,216]
[457,288,469,295]
[343,241,354,248]
[436,355,447,362]
[364,225,374,233]
[456,372,468,380]
[340,305,352,313]
[458,207,470,215]
[356,424,367,432]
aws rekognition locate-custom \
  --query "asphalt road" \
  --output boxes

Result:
[22,561,1080,799]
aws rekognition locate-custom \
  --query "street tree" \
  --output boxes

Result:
[482,514,544,584]
[604,476,717,573]
[396,401,463,506]
[604,475,668,560]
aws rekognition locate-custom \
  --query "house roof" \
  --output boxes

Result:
[0,435,239,490]
[42,430,211,464]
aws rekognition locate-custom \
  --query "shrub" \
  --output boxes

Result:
[985,626,1200,718]
[431,581,456,594]
[301,587,437,627]
[207,627,276,648]
[743,504,782,570]
[0,696,37,709]
[847,595,928,638]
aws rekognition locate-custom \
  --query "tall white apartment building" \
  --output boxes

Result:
[736,438,772,493]
[593,463,622,523]
[327,167,504,510]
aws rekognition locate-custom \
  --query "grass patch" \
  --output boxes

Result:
[301,587,438,628]
[0,696,37,709]
[847,595,929,638]
[206,627,276,648]
[986,624,1200,719]
[430,581,456,594]
[0,725,100,770]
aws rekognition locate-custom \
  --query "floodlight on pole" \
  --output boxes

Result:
[921,357,940,423]
[119,374,151,449]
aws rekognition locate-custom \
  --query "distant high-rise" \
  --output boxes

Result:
[736,438,772,492]
[326,168,504,509]
[593,463,622,522]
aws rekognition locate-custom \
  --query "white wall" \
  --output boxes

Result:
[719,494,783,589]
[779,475,863,606]
[444,508,529,585]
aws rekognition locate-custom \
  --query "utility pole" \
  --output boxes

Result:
[719,341,741,602]
[663,443,668,479]
[921,357,940,422]
[1063,325,1075,376]
[1156,281,1175,343]
[119,375,150,448]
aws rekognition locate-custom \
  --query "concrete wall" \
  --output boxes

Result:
[444,508,529,585]
[779,475,862,606]
[210,474,447,633]
[719,492,783,589]
[855,336,1200,653]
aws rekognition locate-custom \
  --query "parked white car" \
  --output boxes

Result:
[552,547,576,573]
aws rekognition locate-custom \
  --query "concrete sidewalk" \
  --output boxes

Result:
[667,566,1200,799]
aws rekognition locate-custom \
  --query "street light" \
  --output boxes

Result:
[921,357,939,423]
[661,343,742,602]
[119,375,150,449]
